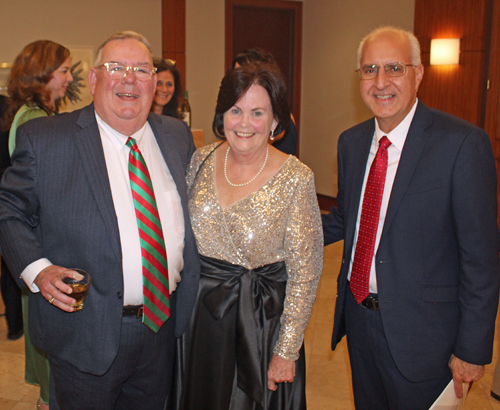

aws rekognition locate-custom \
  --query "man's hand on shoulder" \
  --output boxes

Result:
[449,354,484,398]
[34,265,78,312]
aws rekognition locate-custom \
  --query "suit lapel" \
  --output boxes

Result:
[148,115,188,204]
[381,102,432,238]
[74,104,122,263]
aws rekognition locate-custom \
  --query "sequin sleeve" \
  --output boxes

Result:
[186,143,217,190]
[273,169,323,361]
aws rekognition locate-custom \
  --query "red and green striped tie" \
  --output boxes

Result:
[126,137,170,333]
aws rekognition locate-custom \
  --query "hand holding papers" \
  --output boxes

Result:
[429,380,469,410]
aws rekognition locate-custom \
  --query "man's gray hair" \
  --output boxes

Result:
[357,26,421,69]
[94,31,153,66]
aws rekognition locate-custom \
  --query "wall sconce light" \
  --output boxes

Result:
[430,39,460,65]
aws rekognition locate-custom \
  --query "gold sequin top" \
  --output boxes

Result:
[186,143,323,361]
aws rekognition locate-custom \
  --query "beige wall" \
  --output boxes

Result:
[186,0,415,197]
[0,0,162,108]
[300,0,415,196]
[186,0,225,141]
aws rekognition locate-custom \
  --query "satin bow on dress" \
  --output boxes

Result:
[201,256,287,406]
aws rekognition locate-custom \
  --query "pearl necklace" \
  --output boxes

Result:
[224,145,269,187]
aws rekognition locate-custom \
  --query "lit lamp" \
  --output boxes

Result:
[430,39,460,65]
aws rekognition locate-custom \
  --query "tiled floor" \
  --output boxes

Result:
[0,241,499,409]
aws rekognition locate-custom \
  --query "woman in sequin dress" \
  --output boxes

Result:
[178,64,323,410]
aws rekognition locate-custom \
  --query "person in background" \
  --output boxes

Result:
[1,39,74,410]
[0,94,23,343]
[0,95,11,175]
[322,26,500,409]
[3,41,73,156]
[0,31,199,409]
[231,48,298,155]
[490,346,500,401]
[151,57,184,120]
[178,63,322,410]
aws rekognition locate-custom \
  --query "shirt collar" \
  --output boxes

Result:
[375,98,418,151]
[94,111,149,151]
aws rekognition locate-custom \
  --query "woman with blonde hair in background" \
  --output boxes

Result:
[1,39,73,410]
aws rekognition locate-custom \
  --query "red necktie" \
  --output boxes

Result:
[350,136,392,303]
[127,137,170,332]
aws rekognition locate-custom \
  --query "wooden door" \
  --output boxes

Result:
[162,0,186,93]
[225,0,302,148]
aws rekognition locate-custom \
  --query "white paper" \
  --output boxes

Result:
[429,380,469,410]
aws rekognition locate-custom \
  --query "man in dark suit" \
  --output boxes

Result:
[0,31,199,409]
[322,26,500,409]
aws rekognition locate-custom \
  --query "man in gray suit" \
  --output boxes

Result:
[0,31,199,409]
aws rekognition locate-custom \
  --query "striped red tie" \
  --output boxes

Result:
[126,137,170,332]
[350,136,391,303]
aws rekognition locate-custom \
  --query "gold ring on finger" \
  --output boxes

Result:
[48,297,55,304]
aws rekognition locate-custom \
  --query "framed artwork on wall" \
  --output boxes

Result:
[60,46,94,113]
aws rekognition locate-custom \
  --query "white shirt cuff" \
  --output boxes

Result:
[21,258,52,292]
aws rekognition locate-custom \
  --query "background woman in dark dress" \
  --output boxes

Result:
[0,94,23,343]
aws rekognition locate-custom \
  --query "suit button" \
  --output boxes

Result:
[117,292,122,299]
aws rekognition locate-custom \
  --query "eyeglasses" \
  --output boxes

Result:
[356,62,417,80]
[98,63,157,82]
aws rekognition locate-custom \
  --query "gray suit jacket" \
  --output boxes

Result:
[323,101,500,382]
[0,103,200,375]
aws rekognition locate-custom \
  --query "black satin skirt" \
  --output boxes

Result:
[177,255,306,410]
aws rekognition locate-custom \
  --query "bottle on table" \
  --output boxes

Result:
[181,90,192,128]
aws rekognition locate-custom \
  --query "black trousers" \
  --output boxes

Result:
[344,287,451,410]
[49,295,177,410]
[0,259,23,334]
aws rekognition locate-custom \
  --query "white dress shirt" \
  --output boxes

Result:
[347,99,418,294]
[21,113,185,306]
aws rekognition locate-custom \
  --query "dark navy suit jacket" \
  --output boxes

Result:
[322,101,500,382]
[0,103,200,375]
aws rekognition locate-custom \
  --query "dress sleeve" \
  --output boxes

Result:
[186,143,221,190]
[9,108,47,156]
[273,168,323,361]
[186,146,207,190]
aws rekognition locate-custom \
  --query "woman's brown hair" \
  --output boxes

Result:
[1,40,70,131]
[212,64,290,139]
